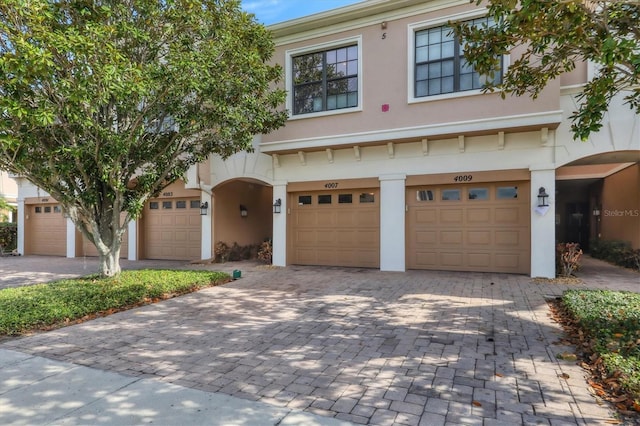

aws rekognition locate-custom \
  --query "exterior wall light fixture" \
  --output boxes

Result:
[537,187,549,207]
[273,198,282,214]
[200,201,209,216]
[240,205,248,217]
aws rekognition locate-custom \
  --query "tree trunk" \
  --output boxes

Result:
[99,247,122,277]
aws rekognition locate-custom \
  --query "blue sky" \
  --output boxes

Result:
[242,0,365,25]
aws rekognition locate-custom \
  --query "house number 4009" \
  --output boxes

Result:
[324,182,339,189]
[453,175,473,182]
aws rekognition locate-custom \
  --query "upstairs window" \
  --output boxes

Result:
[414,16,501,98]
[290,39,360,116]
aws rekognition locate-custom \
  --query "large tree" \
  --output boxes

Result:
[452,0,640,140]
[0,0,287,276]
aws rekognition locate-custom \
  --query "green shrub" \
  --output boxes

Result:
[0,269,229,335]
[563,290,640,404]
[590,240,640,271]
[0,223,17,251]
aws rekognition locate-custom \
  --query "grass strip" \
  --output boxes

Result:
[0,269,229,336]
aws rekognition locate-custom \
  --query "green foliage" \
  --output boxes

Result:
[563,290,640,402]
[0,269,229,335]
[0,222,17,251]
[0,0,287,275]
[0,196,10,221]
[591,240,640,271]
[452,0,640,141]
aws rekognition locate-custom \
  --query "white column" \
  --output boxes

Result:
[530,167,556,278]
[272,181,288,267]
[16,198,25,255]
[201,192,212,260]
[127,220,137,260]
[66,217,76,258]
[379,174,406,271]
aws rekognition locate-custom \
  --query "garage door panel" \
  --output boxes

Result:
[467,208,491,222]
[495,230,522,246]
[467,252,491,267]
[414,251,437,267]
[317,211,335,226]
[175,216,189,226]
[290,189,379,268]
[295,211,316,226]
[495,207,521,223]
[440,252,463,266]
[440,209,463,223]
[356,210,378,226]
[336,211,355,226]
[295,230,316,245]
[407,181,530,274]
[467,231,491,245]
[318,230,337,244]
[295,248,316,263]
[415,230,437,244]
[440,231,463,244]
[356,230,378,245]
[495,253,521,268]
[415,210,437,224]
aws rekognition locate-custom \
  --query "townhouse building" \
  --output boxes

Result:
[13,0,640,278]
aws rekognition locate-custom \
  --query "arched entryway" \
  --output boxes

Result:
[211,179,273,259]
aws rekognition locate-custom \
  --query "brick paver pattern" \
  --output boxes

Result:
[2,262,630,425]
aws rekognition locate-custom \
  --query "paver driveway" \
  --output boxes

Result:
[1,260,633,425]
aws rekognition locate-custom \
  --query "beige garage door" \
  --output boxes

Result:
[143,197,201,260]
[26,204,66,256]
[290,189,380,268]
[407,182,530,274]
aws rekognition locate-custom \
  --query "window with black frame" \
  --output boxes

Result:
[414,17,501,98]
[292,45,358,115]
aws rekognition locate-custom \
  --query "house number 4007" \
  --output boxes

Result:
[324,182,339,189]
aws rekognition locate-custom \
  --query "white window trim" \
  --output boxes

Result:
[285,35,363,120]
[406,9,510,104]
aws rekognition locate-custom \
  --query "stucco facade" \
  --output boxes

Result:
[14,0,640,277]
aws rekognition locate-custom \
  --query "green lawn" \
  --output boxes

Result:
[0,269,229,336]
[562,289,640,408]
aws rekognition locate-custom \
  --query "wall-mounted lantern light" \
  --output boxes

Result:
[240,205,248,218]
[273,198,281,214]
[537,187,549,207]
[592,208,601,217]
[199,201,209,216]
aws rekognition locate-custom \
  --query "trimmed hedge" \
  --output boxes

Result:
[590,240,640,271]
[0,222,17,251]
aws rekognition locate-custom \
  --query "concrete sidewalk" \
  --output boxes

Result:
[0,349,350,425]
